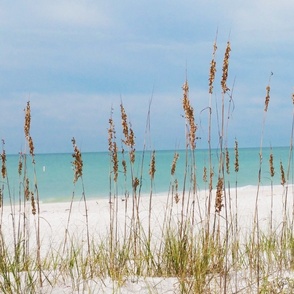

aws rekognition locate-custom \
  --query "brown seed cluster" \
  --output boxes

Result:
[108,117,119,182]
[25,178,30,201]
[215,177,224,213]
[28,136,35,157]
[280,161,286,186]
[122,159,127,176]
[209,41,217,94]
[120,104,136,163]
[18,152,23,176]
[269,153,275,178]
[24,101,35,156]
[171,152,179,176]
[71,137,83,183]
[209,169,214,192]
[264,85,271,112]
[149,151,156,180]
[31,192,36,215]
[234,140,239,173]
[292,93,294,105]
[221,41,231,93]
[226,148,230,175]
[1,140,6,179]
[24,101,31,139]
[182,81,197,150]
[174,179,180,203]
[133,177,140,191]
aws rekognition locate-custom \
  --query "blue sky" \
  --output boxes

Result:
[0,1,294,154]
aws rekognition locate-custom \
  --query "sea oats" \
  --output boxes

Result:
[120,104,136,163]
[25,178,30,201]
[24,101,31,139]
[234,140,239,173]
[18,152,23,176]
[221,41,231,93]
[133,177,140,191]
[171,152,179,176]
[174,179,180,203]
[209,169,214,192]
[108,116,119,182]
[264,85,271,112]
[209,41,217,94]
[269,153,275,177]
[226,148,230,175]
[215,177,224,213]
[182,80,197,149]
[71,137,83,183]
[31,192,36,215]
[280,161,286,186]
[149,151,156,180]
[28,136,35,157]
[1,140,6,179]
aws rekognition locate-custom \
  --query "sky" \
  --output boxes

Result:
[0,0,294,154]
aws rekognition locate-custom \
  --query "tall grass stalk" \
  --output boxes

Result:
[252,74,273,291]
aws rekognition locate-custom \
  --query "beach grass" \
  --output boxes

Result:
[1,40,294,293]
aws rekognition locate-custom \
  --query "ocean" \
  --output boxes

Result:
[1,146,293,204]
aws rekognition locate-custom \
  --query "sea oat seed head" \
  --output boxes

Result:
[280,161,286,186]
[269,153,275,177]
[171,152,179,176]
[215,177,224,213]
[182,80,197,149]
[31,192,36,215]
[1,140,6,179]
[221,41,231,93]
[234,140,239,173]
[24,101,31,139]
[226,148,230,175]
[133,177,140,191]
[25,178,30,201]
[18,152,23,176]
[71,137,83,183]
[209,41,217,94]
[264,85,271,112]
[149,151,156,180]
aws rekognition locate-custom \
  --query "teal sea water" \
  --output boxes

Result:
[1,147,293,204]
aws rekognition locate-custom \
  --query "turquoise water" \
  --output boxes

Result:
[1,147,293,203]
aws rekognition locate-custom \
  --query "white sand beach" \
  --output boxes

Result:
[1,184,294,293]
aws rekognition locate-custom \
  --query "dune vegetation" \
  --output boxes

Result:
[1,40,294,293]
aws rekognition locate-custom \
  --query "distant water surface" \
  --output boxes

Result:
[1,147,292,203]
